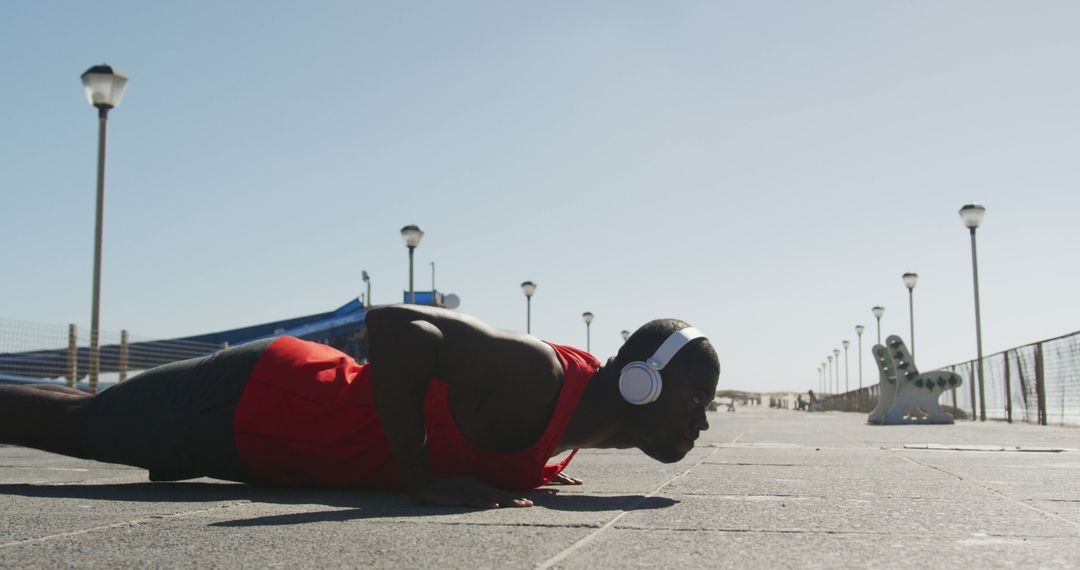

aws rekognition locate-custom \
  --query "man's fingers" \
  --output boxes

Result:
[412,479,534,509]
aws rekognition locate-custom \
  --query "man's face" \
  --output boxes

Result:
[633,371,718,463]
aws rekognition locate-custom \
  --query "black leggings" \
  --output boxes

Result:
[80,339,273,483]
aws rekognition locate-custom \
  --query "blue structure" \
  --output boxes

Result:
[181,296,371,360]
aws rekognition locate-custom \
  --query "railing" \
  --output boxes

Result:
[819,330,1080,426]
[0,319,223,391]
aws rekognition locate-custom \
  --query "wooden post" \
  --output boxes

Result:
[1003,351,1013,423]
[66,324,78,388]
[118,330,129,383]
[1035,342,1047,426]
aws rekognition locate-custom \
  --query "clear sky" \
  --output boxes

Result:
[3,1,1078,393]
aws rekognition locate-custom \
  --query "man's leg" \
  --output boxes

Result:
[0,384,91,458]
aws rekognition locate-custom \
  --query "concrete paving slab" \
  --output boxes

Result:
[558,528,1080,569]
[2,408,1079,568]
[614,494,1072,537]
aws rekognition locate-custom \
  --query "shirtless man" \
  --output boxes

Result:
[0,305,719,509]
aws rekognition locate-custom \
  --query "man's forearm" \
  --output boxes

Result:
[367,311,443,493]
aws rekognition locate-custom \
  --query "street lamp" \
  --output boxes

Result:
[871,306,884,345]
[842,340,850,392]
[817,366,822,393]
[400,225,424,303]
[827,355,833,395]
[621,330,630,342]
[903,273,918,358]
[833,348,840,393]
[822,361,827,394]
[960,203,988,422]
[521,281,537,334]
[81,64,128,393]
[854,325,865,390]
[429,261,436,297]
[582,312,594,353]
[362,270,371,308]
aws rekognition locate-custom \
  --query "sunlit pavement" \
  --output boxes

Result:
[2,408,1078,569]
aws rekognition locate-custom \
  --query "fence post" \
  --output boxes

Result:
[1035,342,1047,426]
[968,361,977,421]
[118,330,129,383]
[1003,351,1012,423]
[66,324,78,388]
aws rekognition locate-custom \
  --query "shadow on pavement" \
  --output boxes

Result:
[0,482,677,526]
[212,494,677,527]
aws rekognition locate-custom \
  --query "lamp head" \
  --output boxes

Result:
[81,64,128,110]
[959,203,986,229]
[582,311,594,325]
[872,306,885,319]
[902,272,918,290]
[855,324,865,335]
[520,281,537,298]
[400,225,424,248]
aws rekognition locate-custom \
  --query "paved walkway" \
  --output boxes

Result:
[2,408,1078,568]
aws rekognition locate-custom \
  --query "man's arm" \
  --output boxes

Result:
[365,304,555,508]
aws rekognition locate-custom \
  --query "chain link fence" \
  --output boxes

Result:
[0,319,223,392]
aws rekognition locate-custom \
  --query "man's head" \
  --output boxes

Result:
[611,319,720,463]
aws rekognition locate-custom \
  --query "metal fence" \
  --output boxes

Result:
[820,330,1080,426]
[0,319,223,392]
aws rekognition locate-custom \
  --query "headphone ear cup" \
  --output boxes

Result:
[619,362,662,405]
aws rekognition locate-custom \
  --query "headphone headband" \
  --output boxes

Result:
[646,326,705,370]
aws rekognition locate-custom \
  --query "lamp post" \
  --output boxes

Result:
[817,367,822,394]
[362,270,371,308]
[429,261,435,297]
[833,349,840,393]
[582,312,594,353]
[822,361,827,394]
[520,281,536,334]
[871,306,884,345]
[854,325,865,390]
[842,340,850,393]
[81,64,128,393]
[902,273,918,358]
[400,225,424,303]
[827,355,833,395]
[960,203,988,422]
[621,330,630,342]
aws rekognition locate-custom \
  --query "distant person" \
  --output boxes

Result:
[795,394,806,411]
[0,305,719,509]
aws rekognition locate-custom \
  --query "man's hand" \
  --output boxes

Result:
[410,477,534,509]
[549,472,584,485]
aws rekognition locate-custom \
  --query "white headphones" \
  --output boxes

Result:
[619,326,706,405]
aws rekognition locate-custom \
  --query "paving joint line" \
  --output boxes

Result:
[534,436,733,569]
[0,501,252,549]
[898,455,1080,533]
[607,525,1069,538]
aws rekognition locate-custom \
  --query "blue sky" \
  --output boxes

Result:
[3,1,1078,392]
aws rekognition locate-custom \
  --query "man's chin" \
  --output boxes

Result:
[642,446,689,464]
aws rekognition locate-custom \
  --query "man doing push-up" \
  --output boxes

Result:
[0,305,719,509]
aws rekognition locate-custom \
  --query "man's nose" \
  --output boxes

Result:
[695,410,709,431]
